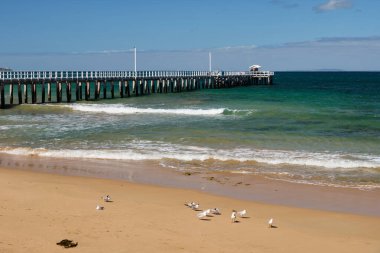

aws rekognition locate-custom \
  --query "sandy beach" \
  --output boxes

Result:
[1,165,380,253]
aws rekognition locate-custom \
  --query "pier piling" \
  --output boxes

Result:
[18,82,22,104]
[0,83,4,108]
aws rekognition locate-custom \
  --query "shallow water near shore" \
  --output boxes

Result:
[0,72,380,190]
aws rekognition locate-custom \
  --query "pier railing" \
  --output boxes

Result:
[0,70,274,81]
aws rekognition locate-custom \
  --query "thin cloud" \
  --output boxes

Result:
[314,0,352,13]
[213,45,257,52]
[279,36,380,48]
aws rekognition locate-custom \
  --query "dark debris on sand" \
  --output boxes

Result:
[56,239,78,248]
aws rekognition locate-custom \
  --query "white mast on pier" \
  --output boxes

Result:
[209,52,212,72]
[134,47,137,77]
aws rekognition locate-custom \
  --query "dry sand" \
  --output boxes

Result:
[0,167,379,253]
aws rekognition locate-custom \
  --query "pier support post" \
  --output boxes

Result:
[135,80,139,96]
[79,82,83,100]
[139,80,144,95]
[103,80,107,99]
[0,83,4,108]
[145,80,150,95]
[57,82,62,103]
[32,82,37,104]
[152,80,156,93]
[111,81,115,98]
[18,82,22,104]
[24,84,28,103]
[41,82,45,103]
[75,82,80,101]
[173,79,177,93]
[66,82,72,103]
[47,83,52,102]
[85,81,90,100]
[95,81,100,99]
[162,79,166,93]
[9,83,14,105]
[119,80,124,98]
[131,80,136,96]
[149,80,153,93]
[125,80,130,97]
[160,79,163,93]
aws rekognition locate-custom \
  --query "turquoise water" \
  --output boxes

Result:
[1,72,380,189]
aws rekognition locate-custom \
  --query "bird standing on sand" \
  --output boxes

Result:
[193,203,200,210]
[185,202,194,208]
[231,210,237,223]
[197,210,208,219]
[268,218,274,228]
[238,209,247,217]
[96,205,104,210]
[211,208,221,215]
[102,195,111,202]
[185,202,199,210]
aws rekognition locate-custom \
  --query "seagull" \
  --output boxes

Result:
[102,195,111,202]
[191,203,200,210]
[96,205,104,210]
[231,210,237,223]
[185,202,199,210]
[238,209,247,217]
[197,211,208,219]
[268,218,274,228]
[210,208,221,215]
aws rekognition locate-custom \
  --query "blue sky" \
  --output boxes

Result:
[0,0,379,71]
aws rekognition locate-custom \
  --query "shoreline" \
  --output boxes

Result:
[1,164,380,252]
[1,153,379,217]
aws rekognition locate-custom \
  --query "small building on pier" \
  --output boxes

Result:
[249,65,261,72]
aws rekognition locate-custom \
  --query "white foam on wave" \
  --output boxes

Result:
[1,144,379,170]
[0,125,29,130]
[264,176,380,190]
[63,104,226,116]
[231,148,380,169]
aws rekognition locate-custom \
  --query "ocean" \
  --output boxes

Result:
[1,72,379,190]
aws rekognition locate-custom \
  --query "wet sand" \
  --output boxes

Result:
[0,153,379,217]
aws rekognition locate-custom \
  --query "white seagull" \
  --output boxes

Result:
[102,195,111,202]
[231,210,237,223]
[238,209,247,217]
[96,205,104,210]
[185,202,200,210]
[197,211,208,219]
[268,218,274,228]
[210,208,221,215]
[192,203,200,210]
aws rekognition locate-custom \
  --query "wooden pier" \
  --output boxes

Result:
[0,70,274,108]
